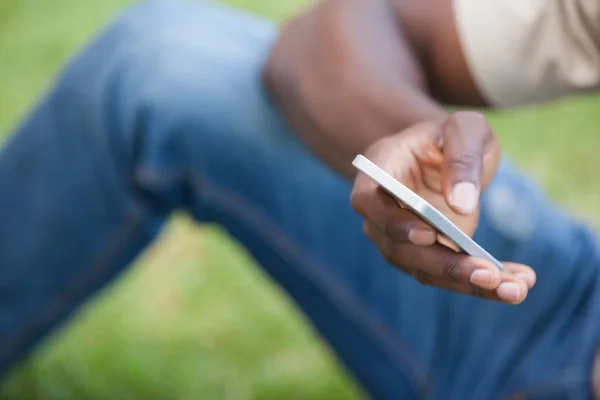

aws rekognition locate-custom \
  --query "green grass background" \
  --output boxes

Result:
[0,0,599,399]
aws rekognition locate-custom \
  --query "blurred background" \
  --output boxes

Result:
[1,0,600,399]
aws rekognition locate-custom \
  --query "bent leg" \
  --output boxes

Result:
[0,2,422,397]
[0,0,281,379]
[1,2,599,400]
[123,6,600,397]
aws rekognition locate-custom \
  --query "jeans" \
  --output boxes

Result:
[1,1,600,399]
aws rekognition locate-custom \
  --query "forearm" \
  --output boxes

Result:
[266,0,447,178]
[270,0,600,180]
[321,1,450,177]
[306,85,446,179]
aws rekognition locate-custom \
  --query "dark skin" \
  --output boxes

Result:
[264,0,536,304]
[391,0,488,107]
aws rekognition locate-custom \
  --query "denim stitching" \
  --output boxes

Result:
[0,206,146,371]
[189,172,432,398]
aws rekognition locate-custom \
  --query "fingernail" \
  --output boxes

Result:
[408,227,436,245]
[515,273,535,287]
[470,269,494,288]
[450,182,478,213]
[497,282,521,303]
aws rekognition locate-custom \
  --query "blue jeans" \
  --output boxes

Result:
[2,1,600,399]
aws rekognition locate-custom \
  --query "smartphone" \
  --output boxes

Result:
[352,154,504,271]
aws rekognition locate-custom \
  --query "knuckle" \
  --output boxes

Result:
[383,218,408,242]
[413,271,432,286]
[349,190,367,214]
[449,152,481,173]
[442,258,461,281]
[381,240,407,268]
[448,111,494,147]
[469,285,487,299]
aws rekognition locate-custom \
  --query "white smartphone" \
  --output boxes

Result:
[352,154,504,271]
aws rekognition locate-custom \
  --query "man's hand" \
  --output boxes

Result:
[350,112,536,304]
[265,0,536,303]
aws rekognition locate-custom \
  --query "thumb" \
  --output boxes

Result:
[441,111,494,215]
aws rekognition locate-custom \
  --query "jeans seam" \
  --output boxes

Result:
[0,205,146,369]
[189,172,431,398]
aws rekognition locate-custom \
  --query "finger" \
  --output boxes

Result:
[441,111,494,215]
[495,271,531,303]
[436,233,461,252]
[351,180,437,245]
[413,268,530,304]
[367,222,533,303]
[366,216,533,303]
[503,263,536,289]
[366,224,502,290]
[361,207,437,247]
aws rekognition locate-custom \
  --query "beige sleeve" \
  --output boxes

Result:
[453,0,600,107]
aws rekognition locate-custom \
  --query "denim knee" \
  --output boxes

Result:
[46,0,277,208]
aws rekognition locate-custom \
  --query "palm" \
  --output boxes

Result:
[365,120,500,245]
[353,113,534,305]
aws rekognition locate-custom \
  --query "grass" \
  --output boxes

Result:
[0,0,600,399]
